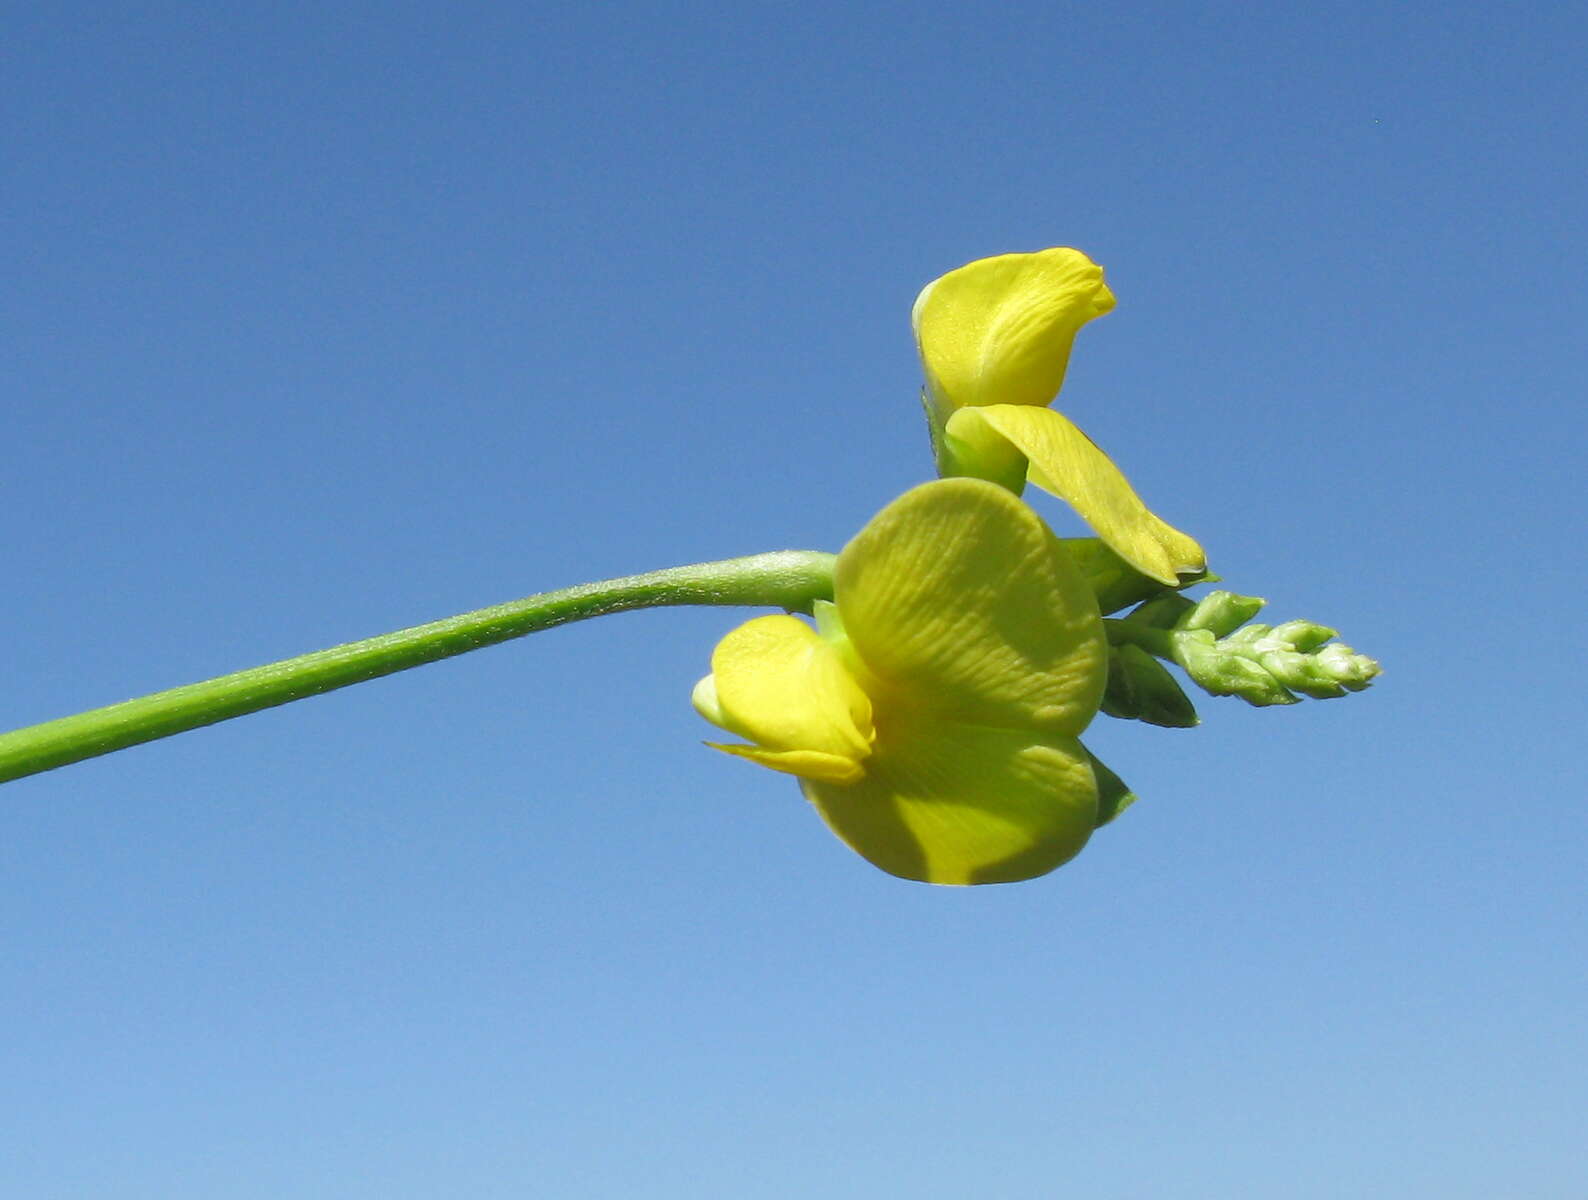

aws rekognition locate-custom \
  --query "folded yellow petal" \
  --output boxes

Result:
[912,248,1115,413]
[698,614,874,777]
[947,404,1205,585]
[803,717,1097,884]
[709,742,866,786]
[835,477,1105,737]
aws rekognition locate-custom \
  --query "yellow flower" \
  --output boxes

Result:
[913,248,1205,586]
[692,478,1108,885]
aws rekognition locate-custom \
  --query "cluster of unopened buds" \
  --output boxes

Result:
[1104,589,1381,724]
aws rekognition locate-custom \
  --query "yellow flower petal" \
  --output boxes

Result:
[803,716,1097,884]
[946,404,1205,585]
[692,480,1115,885]
[912,248,1115,412]
[834,477,1105,737]
[700,613,874,778]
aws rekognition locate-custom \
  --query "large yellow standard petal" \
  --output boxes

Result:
[946,404,1205,586]
[693,479,1111,885]
[834,477,1106,738]
[912,248,1115,413]
[802,716,1098,885]
[694,614,874,785]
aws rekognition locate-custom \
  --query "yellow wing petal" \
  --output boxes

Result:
[947,404,1205,585]
[699,614,874,778]
[834,478,1106,738]
[802,718,1098,885]
[912,248,1115,412]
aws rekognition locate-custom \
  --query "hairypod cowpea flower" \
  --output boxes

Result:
[692,478,1108,885]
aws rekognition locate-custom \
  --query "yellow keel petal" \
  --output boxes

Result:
[702,614,874,775]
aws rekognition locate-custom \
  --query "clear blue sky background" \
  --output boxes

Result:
[6,2,1584,1196]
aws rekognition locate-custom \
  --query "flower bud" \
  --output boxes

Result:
[1268,619,1337,653]
[1313,643,1381,690]
[1255,648,1348,700]
[1177,590,1266,637]
[1102,643,1200,728]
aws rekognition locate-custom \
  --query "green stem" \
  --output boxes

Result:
[1103,618,1175,658]
[0,550,837,786]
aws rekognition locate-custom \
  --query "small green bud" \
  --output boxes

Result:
[1268,619,1337,653]
[1313,643,1381,690]
[1255,648,1348,699]
[1222,622,1274,647]
[1102,643,1200,728]
[1177,589,1266,637]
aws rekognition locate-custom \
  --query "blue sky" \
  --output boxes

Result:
[6,2,1585,1196]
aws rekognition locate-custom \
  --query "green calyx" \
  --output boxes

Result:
[936,425,1030,497]
[1084,747,1138,827]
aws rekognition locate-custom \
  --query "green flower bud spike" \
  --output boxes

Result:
[1104,590,1382,710]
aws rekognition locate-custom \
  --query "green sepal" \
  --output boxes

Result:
[1084,746,1138,827]
[1101,643,1200,728]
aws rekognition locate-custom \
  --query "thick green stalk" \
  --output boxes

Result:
[0,550,837,786]
[1103,618,1175,657]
